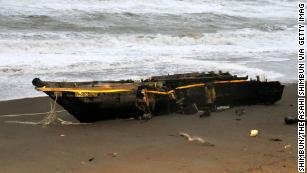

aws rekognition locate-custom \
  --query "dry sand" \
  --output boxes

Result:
[0,84,298,173]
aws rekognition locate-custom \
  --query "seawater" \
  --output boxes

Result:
[0,0,298,100]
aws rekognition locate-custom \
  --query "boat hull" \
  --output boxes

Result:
[33,73,284,122]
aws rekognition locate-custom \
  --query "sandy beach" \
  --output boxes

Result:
[0,84,298,173]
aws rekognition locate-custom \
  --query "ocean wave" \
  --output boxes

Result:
[0,0,296,17]
[0,52,291,102]
[0,50,293,79]
[0,0,297,101]
[0,27,296,56]
[0,12,295,34]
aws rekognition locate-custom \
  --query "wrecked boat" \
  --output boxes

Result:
[32,72,284,122]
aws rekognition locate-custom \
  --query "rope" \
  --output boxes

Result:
[3,95,89,126]
[175,83,205,90]
[5,121,41,125]
[145,90,174,95]
[145,83,206,95]
[37,87,134,93]
[145,80,247,95]
[40,94,59,126]
[0,110,66,118]
[35,79,247,95]
[5,118,91,126]
[214,79,247,84]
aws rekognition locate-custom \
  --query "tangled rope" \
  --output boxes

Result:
[3,95,90,126]
[0,110,66,118]
[41,94,59,126]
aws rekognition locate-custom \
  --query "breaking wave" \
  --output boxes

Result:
[0,0,296,17]
[0,0,297,101]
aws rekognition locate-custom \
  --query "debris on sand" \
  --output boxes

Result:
[216,106,230,111]
[284,144,291,149]
[284,116,307,125]
[183,104,199,115]
[284,116,299,125]
[106,152,118,157]
[199,109,211,118]
[270,138,282,142]
[250,129,259,137]
[88,157,95,162]
[235,108,246,116]
[179,132,214,146]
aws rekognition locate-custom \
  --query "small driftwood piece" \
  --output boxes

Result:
[179,132,214,146]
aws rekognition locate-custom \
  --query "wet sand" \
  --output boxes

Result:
[0,84,298,173]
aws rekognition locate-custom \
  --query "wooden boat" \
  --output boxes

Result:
[32,72,284,122]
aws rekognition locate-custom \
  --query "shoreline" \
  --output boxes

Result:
[0,83,298,172]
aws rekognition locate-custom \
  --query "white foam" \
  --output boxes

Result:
[0,28,296,78]
[0,0,297,101]
[0,50,293,101]
[0,0,296,18]
[0,27,296,54]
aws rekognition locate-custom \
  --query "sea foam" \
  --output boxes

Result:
[0,0,297,101]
